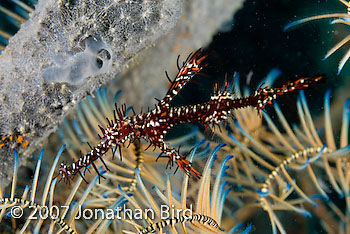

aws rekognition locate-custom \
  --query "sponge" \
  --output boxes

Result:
[0,0,182,185]
[44,37,113,85]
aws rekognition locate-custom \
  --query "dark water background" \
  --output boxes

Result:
[174,0,348,133]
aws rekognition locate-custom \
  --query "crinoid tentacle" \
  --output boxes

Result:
[222,88,350,234]
[139,213,222,234]
[126,140,144,193]
[121,149,241,234]
[0,197,77,234]
[284,0,350,74]
[0,147,85,234]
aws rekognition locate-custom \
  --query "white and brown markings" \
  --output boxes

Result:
[56,49,324,183]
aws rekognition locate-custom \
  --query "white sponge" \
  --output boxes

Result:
[44,37,112,85]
